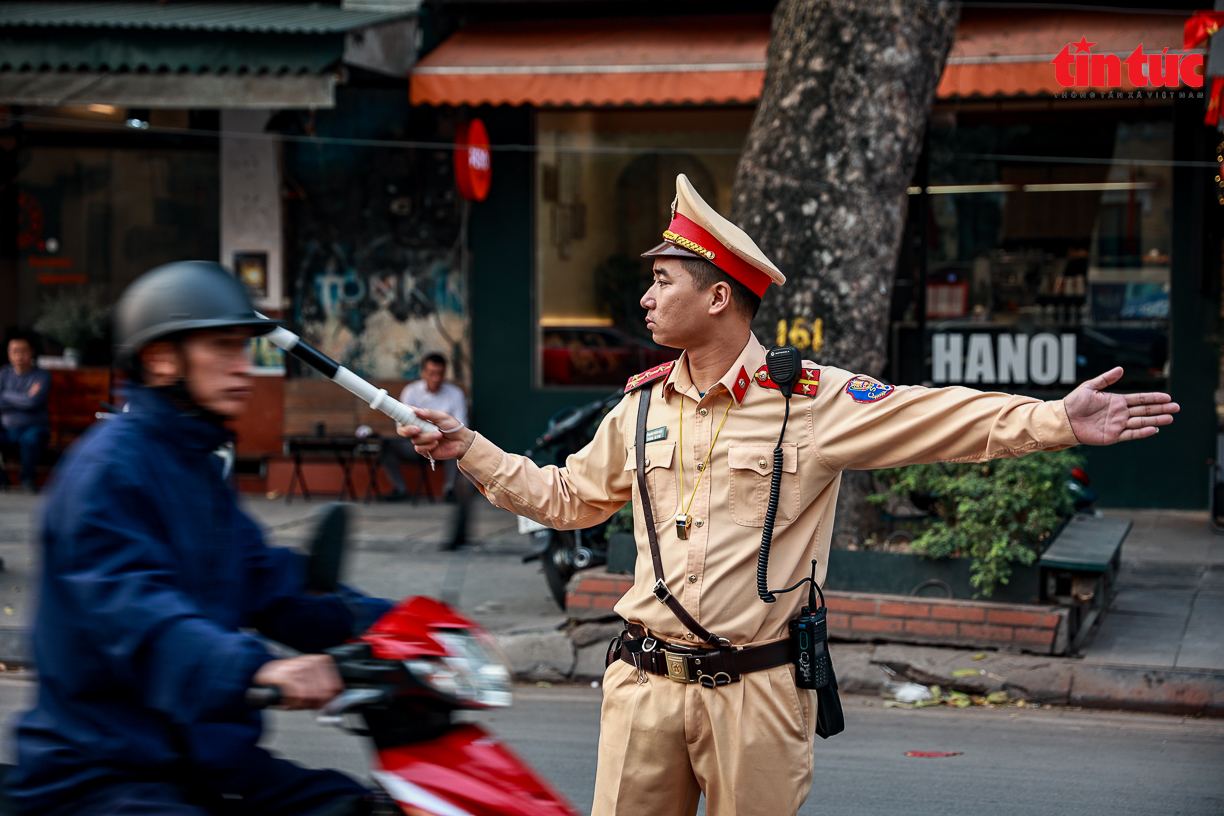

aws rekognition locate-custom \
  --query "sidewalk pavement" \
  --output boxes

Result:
[0,492,1218,715]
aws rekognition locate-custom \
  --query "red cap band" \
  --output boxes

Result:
[665,213,772,297]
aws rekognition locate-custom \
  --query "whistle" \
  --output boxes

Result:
[675,514,693,540]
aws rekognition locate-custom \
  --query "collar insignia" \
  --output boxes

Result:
[624,360,677,394]
[731,366,750,402]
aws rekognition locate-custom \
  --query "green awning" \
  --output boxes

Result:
[0,29,345,75]
[0,2,418,34]
[0,2,421,108]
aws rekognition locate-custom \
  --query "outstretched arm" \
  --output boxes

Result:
[1063,367,1178,445]
[398,403,632,531]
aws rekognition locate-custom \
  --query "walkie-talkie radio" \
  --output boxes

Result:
[756,347,801,603]
[788,562,832,690]
[756,347,845,737]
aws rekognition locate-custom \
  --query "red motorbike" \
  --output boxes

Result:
[249,505,582,816]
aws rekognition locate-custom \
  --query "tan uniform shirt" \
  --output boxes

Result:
[459,333,1079,648]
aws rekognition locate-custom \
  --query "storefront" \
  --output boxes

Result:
[417,7,1218,508]
[0,1,424,477]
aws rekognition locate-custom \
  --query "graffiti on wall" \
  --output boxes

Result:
[295,237,467,387]
[279,90,467,389]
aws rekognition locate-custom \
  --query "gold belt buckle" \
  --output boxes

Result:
[663,650,696,683]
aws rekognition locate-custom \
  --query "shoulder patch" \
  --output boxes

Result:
[845,376,894,403]
[625,360,677,394]
[753,365,820,398]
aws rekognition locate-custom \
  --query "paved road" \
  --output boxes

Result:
[0,677,1219,816]
[0,495,567,636]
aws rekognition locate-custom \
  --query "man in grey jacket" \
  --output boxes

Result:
[0,333,51,492]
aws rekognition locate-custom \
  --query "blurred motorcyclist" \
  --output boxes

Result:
[8,262,391,816]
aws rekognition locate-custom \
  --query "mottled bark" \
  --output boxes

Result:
[731,0,958,545]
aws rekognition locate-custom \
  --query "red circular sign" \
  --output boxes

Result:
[454,119,492,202]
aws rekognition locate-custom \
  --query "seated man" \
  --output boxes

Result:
[0,332,51,492]
[9,262,392,816]
[380,352,468,501]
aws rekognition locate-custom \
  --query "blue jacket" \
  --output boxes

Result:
[9,386,390,811]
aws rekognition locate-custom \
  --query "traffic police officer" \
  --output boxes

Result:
[399,174,1178,816]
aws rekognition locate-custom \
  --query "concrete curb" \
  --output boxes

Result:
[0,629,29,666]
[554,629,1223,718]
[835,641,1224,717]
[3,624,1218,717]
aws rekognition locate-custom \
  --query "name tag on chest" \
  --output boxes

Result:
[645,426,668,443]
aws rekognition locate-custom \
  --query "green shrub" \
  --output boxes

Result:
[867,449,1084,598]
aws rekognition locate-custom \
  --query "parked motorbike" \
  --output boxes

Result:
[521,392,622,609]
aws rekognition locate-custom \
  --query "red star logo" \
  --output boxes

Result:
[1071,36,1095,53]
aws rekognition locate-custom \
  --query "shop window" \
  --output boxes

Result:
[892,108,1172,394]
[535,109,753,387]
[16,145,219,362]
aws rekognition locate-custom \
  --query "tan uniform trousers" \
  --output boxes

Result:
[592,658,817,816]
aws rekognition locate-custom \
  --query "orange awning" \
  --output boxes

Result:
[412,10,1200,108]
[938,10,1196,98]
[410,16,770,107]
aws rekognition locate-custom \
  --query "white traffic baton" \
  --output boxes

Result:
[258,316,440,435]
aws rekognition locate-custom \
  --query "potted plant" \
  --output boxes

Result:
[851,448,1084,600]
[33,289,111,367]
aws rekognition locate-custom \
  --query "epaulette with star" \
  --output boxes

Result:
[753,364,820,397]
[624,360,676,394]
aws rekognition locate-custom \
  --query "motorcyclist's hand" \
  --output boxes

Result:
[252,655,343,710]
[396,407,476,460]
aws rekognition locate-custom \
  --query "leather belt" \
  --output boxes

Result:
[609,624,792,688]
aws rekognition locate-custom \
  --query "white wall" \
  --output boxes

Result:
[220,109,283,311]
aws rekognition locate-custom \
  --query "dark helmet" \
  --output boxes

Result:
[114,260,281,371]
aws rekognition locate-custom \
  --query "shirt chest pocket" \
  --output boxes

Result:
[624,441,678,520]
[728,442,800,527]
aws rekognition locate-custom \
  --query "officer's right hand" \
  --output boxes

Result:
[397,406,475,461]
[252,655,343,710]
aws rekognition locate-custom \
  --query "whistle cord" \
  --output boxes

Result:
[678,397,733,523]
[756,398,791,602]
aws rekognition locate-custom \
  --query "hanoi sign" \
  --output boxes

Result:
[932,332,1077,386]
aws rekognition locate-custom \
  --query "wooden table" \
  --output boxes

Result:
[282,435,383,504]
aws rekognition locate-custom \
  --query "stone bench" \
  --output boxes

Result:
[1040,514,1132,651]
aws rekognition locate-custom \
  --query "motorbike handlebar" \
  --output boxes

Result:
[245,685,283,708]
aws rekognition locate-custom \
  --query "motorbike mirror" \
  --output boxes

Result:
[306,502,349,593]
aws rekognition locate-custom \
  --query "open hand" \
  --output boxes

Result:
[1064,367,1178,445]
[396,406,476,461]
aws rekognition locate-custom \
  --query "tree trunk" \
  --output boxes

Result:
[731,0,958,545]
